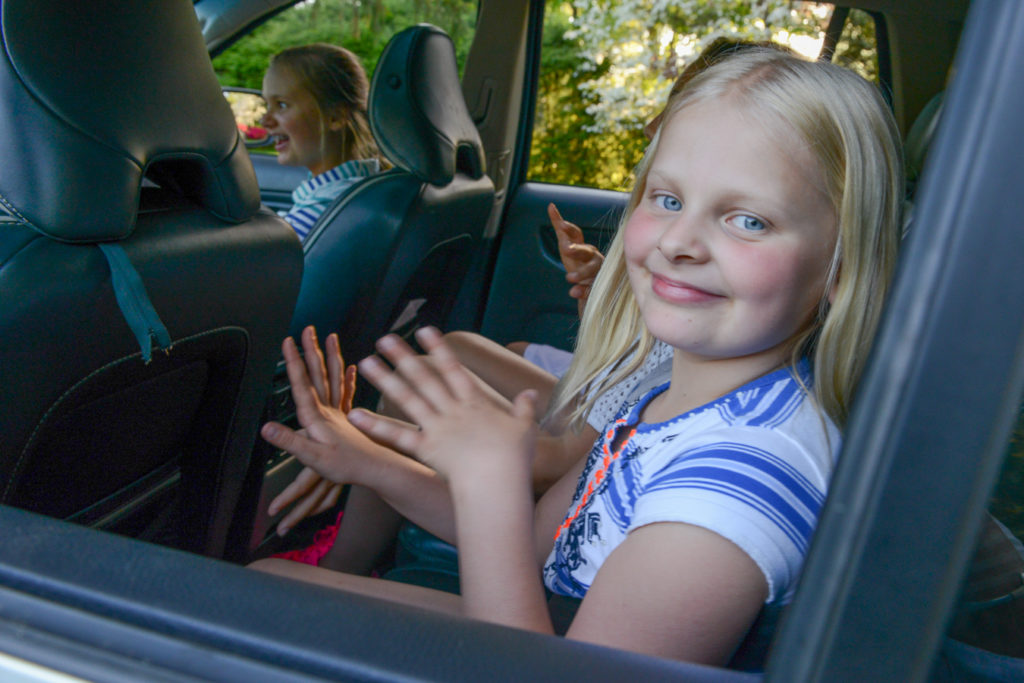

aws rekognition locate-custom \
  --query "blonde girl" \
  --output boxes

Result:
[254,48,903,666]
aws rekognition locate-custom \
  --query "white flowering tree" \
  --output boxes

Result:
[531,0,833,188]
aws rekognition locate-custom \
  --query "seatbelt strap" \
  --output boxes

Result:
[98,243,171,363]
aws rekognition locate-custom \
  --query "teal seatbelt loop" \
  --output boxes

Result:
[98,243,172,363]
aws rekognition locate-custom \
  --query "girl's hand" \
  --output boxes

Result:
[267,464,343,536]
[548,203,604,312]
[262,329,379,517]
[267,328,356,535]
[350,327,539,488]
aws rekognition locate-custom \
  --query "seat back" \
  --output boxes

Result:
[289,24,495,362]
[0,1,303,559]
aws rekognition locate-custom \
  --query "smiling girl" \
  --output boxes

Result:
[254,48,903,666]
[262,44,384,240]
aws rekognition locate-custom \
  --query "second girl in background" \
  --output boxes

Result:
[262,44,386,239]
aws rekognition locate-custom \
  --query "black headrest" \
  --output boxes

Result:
[369,24,486,186]
[0,1,260,243]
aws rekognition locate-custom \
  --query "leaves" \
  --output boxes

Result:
[212,1,880,192]
[529,0,842,189]
[212,0,478,90]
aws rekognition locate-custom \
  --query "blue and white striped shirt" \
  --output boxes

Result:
[280,158,380,240]
[543,362,839,604]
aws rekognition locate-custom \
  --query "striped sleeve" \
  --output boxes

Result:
[630,436,828,603]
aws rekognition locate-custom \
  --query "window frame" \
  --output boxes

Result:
[769,0,1024,678]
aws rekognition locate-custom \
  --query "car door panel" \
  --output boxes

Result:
[480,181,626,351]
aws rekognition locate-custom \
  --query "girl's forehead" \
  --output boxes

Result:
[263,63,303,95]
[659,98,799,159]
[651,99,833,219]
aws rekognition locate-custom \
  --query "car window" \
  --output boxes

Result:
[528,1,880,190]
[832,8,880,83]
[211,0,479,156]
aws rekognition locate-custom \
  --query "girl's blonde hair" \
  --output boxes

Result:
[548,48,903,431]
[270,44,384,166]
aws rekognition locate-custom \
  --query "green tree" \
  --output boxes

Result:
[530,1,835,188]
[212,0,476,90]
[832,8,878,83]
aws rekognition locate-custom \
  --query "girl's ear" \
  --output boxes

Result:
[326,106,350,132]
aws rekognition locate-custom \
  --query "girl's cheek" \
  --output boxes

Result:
[623,212,658,262]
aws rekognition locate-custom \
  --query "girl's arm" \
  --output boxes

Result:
[355,328,554,631]
[264,329,600,541]
[565,522,768,664]
[261,334,458,542]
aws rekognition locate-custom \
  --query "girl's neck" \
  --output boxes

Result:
[309,134,355,176]
[641,349,788,424]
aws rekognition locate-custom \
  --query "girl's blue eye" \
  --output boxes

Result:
[734,215,766,232]
[654,194,682,211]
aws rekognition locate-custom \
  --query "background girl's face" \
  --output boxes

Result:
[624,98,837,369]
[262,63,345,175]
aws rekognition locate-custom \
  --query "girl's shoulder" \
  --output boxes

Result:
[622,363,839,462]
[623,363,816,431]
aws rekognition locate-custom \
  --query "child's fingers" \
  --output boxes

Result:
[549,203,584,245]
[374,334,457,411]
[358,353,437,426]
[568,249,603,278]
[261,421,344,482]
[268,464,322,516]
[414,327,479,402]
[274,477,328,535]
[325,333,346,410]
[348,408,423,456]
[275,479,341,537]
[341,365,357,414]
[283,337,330,427]
[300,327,330,406]
[546,202,565,233]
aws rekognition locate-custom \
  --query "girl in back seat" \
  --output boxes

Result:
[262,43,385,240]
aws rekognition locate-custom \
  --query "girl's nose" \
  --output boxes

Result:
[657,213,710,263]
[261,110,275,127]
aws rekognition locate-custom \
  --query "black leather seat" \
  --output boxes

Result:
[0,1,303,559]
[290,23,495,362]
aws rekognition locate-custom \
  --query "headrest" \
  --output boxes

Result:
[369,24,486,186]
[0,1,260,243]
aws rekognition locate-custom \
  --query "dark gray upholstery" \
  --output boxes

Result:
[290,24,494,362]
[0,1,303,559]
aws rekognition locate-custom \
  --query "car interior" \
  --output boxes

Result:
[0,0,303,561]
[0,0,1022,680]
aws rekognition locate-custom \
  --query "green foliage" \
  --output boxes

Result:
[212,0,477,90]
[529,4,643,191]
[214,1,882,192]
[528,1,876,190]
[832,8,878,83]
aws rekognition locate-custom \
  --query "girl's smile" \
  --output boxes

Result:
[650,273,724,305]
[624,98,837,370]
